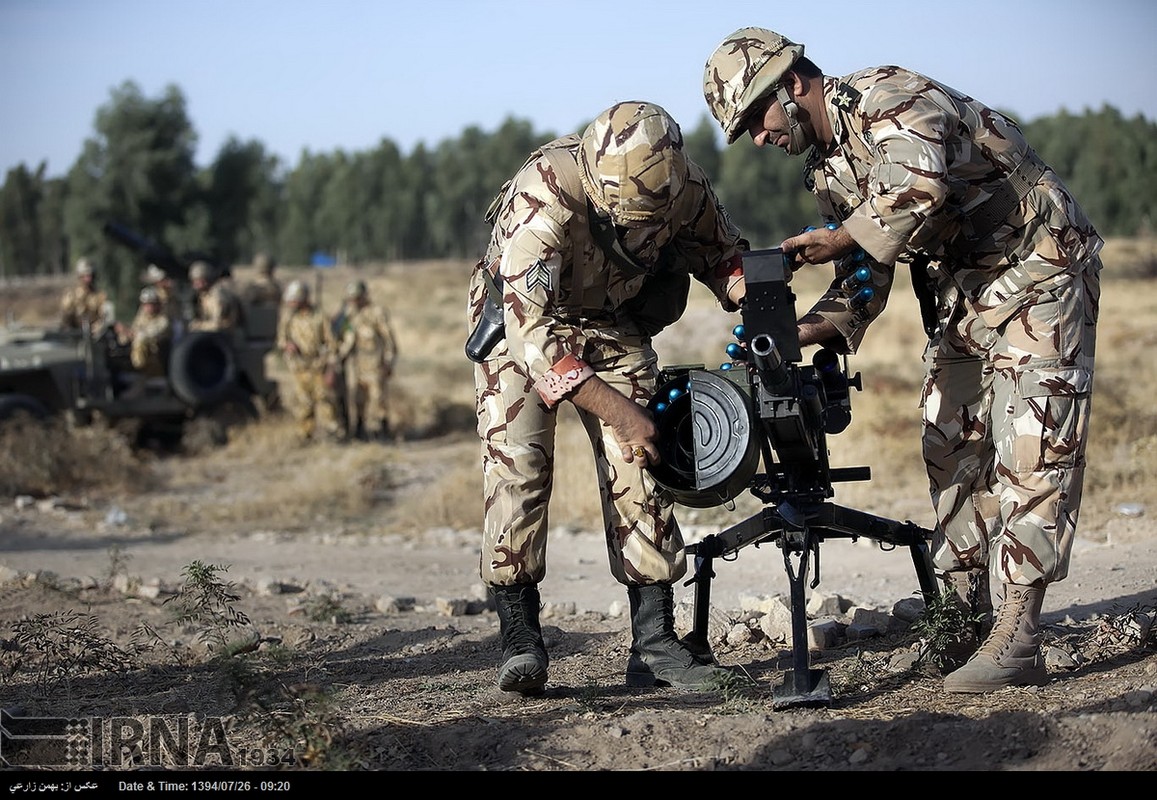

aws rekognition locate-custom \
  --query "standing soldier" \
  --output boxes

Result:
[243,252,284,307]
[188,260,244,332]
[337,280,398,442]
[277,280,342,443]
[60,257,112,335]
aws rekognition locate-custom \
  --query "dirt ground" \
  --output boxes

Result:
[1,427,1154,774]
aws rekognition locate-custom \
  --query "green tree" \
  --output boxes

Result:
[62,81,199,314]
[202,137,284,267]
[0,163,45,278]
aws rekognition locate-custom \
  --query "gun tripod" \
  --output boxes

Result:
[682,496,937,709]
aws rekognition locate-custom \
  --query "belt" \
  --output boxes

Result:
[967,150,1047,242]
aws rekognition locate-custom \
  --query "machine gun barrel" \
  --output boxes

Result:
[748,332,791,394]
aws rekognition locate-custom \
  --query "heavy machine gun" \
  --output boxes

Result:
[646,248,938,708]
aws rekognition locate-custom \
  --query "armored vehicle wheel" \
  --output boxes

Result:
[168,331,239,407]
[0,393,50,424]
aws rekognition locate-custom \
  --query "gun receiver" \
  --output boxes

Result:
[646,247,937,709]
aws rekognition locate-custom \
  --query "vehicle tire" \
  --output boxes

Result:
[0,393,50,424]
[168,331,239,407]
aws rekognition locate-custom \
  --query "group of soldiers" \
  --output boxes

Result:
[275,274,399,445]
[59,252,399,444]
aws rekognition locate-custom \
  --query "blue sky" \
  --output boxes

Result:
[2,0,1155,179]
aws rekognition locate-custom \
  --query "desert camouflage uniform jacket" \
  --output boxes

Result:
[190,282,243,332]
[278,307,338,373]
[801,67,1103,352]
[468,134,745,408]
[338,303,397,373]
[124,309,173,376]
[60,285,109,333]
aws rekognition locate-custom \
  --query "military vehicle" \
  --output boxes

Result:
[0,224,281,449]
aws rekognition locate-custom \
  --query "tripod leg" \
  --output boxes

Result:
[680,547,717,664]
[773,526,831,708]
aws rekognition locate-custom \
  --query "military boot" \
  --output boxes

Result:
[944,582,1047,693]
[625,584,743,690]
[935,568,994,672]
[491,584,549,695]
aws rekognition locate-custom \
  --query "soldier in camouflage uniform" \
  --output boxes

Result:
[60,258,111,335]
[142,263,185,337]
[468,101,749,695]
[277,280,342,443]
[243,252,284,307]
[337,280,398,441]
[704,28,1102,693]
[188,261,244,332]
[115,286,173,378]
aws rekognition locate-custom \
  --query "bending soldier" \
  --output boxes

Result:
[704,27,1103,693]
[469,101,749,696]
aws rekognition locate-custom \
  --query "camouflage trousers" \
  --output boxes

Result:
[289,368,341,441]
[346,362,389,435]
[474,329,686,587]
[921,256,1101,587]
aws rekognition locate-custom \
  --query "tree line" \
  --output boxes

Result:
[2,80,1153,314]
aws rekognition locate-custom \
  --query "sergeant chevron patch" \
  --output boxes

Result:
[526,260,552,293]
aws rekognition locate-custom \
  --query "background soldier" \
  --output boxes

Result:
[337,280,398,442]
[243,252,283,306]
[142,263,184,336]
[115,286,173,379]
[468,101,748,696]
[188,260,243,332]
[277,280,342,443]
[60,257,111,335]
[704,27,1103,694]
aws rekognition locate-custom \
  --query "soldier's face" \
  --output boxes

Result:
[745,96,792,151]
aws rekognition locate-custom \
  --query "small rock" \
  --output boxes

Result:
[433,597,468,616]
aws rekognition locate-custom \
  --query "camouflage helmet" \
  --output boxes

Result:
[345,280,367,300]
[578,101,688,226]
[703,27,805,144]
[283,280,309,304]
[139,286,160,305]
[188,260,215,282]
[254,252,275,275]
[75,257,95,277]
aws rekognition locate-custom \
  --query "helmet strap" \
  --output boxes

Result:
[776,83,808,155]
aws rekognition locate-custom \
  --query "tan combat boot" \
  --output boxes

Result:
[944,582,1047,693]
[935,568,994,672]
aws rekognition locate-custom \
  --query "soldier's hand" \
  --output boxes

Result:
[781,223,858,270]
[570,376,661,465]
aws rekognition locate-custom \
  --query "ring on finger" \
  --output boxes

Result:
[632,446,646,458]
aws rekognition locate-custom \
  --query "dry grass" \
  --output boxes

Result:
[3,238,1155,540]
